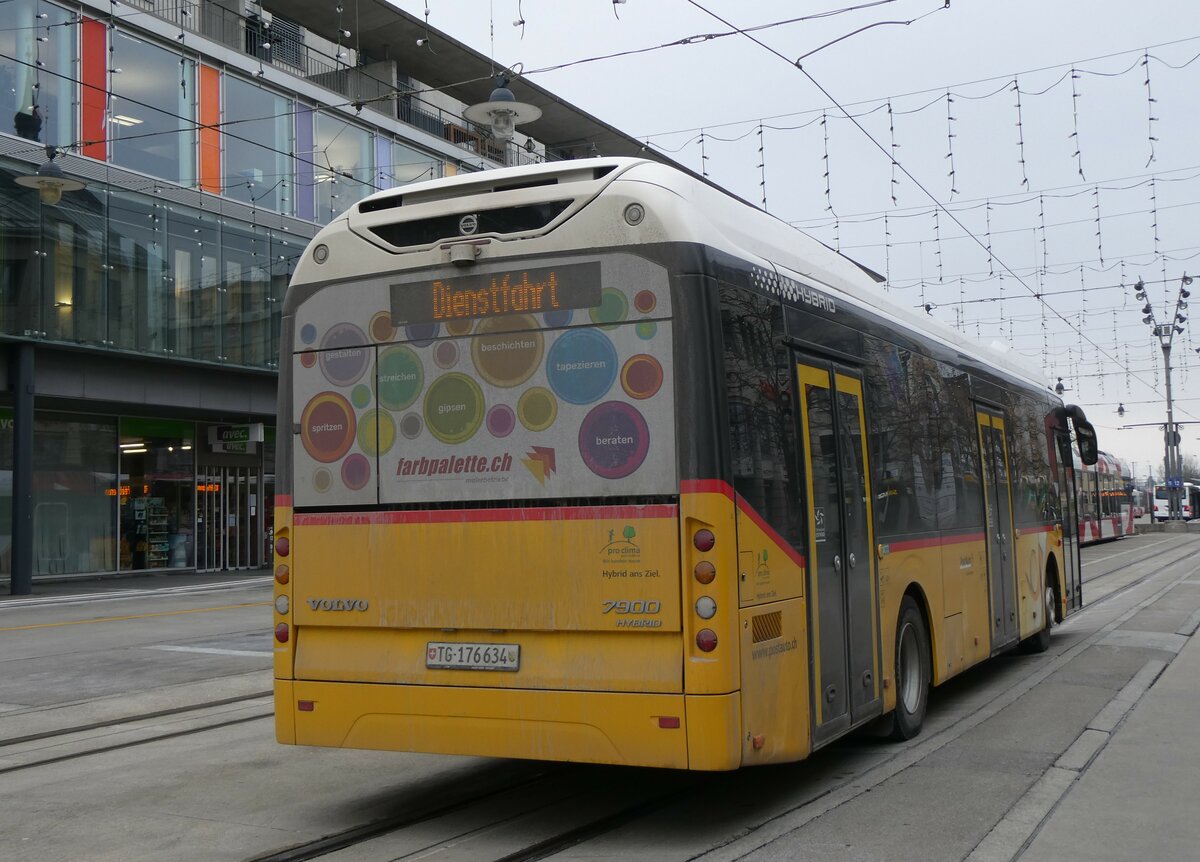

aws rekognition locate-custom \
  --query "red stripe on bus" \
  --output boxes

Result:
[734,493,806,569]
[680,479,805,568]
[680,479,734,498]
[884,533,986,553]
[295,504,679,526]
[275,495,294,507]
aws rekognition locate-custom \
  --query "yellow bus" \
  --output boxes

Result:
[272,158,1097,769]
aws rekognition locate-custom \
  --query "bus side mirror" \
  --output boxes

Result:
[1074,419,1098,466]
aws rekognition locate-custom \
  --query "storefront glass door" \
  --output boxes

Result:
[196,466,262,571]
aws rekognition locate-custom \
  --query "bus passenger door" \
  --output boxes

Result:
[1055,433,1082,614]
[976,411,1020,650]
[798,361,881,745]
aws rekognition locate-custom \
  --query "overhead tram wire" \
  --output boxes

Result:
[829,201,1200,253]
[785,165,1200,228]
[918,274,1191,309]
[519,0,908,78]
[682,0,1180,413]
[883,246,1200,291]
[625,33,1200,146]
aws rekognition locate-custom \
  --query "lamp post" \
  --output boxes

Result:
[1132,273,1191,523]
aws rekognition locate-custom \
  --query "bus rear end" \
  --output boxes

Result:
[1152,484,1194,520]
[272,167,743,768]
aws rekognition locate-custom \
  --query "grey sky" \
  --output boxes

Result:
[391,0,1200,477]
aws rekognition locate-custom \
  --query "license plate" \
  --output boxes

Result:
[426,642,520,671]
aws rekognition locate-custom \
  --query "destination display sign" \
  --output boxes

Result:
[390,262,602,326]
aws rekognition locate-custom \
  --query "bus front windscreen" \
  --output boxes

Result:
[290,253,677,507]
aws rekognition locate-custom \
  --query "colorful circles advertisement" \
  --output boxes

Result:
[291,255,677,506]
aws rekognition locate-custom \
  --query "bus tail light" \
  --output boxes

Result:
[695,596,717,619]
[696,628,718,652]
[275,622,290,643]
[694,561,715,584]
[274,564,290,585]
[693,529,715,552]
[657,716,680,729]
[298,700,315,712]
[275,534,290,557]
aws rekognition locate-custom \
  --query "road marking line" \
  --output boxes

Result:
[1081,538,1171,566]
[0,602,270,632]
[146,646,271,658]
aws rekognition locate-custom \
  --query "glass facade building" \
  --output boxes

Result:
[0,0,558,586]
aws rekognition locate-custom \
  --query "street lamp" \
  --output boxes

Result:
[14,144,85,205]
[1133,273,1193,522]
[463,74,542,144]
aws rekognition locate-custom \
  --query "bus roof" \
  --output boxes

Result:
[316,157,1058,396]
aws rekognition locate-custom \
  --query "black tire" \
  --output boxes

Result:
[1020,578,1056,654]
[890,595,930,741]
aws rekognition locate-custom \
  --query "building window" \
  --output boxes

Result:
[0,1,76,145]
[0,409,118,577]
[223,75,293,213]
[165,204,220,362]
[221,221,271,366]
[314,112,373,222]
[387,140,442,187]
[106,189,170,354]
[108,31,196,186]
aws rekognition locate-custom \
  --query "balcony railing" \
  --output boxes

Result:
[128,0,538,167]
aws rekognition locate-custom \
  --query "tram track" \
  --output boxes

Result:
[0,689,272,749]
[245,764,699,862]
[244,763,586,862]
[1077,534,1200,609]
[0,696,273,776]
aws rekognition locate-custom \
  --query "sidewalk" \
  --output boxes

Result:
[1021,599,1200,861]
[0,566,271,604]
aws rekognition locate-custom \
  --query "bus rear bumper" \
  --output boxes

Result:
[278,680,741,770]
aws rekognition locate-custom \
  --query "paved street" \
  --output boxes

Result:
[1,534,1198,861]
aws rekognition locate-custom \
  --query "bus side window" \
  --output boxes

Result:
[863,339,943,538]
[944,363,984,532]
[719,287,801,548]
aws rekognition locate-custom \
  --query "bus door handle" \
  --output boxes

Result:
[833,555,842,574]
[848,552,857,569]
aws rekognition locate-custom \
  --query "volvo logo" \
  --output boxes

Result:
[458,213,479,236]
[307,598,369,611]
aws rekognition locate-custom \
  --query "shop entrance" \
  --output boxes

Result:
[196,467,264,571]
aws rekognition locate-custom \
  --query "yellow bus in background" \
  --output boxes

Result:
[272,158,1097,770]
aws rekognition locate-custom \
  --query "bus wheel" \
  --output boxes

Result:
[890,596,930,741]
[1020,582,1055,654]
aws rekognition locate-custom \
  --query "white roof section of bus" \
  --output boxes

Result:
[299,157,1053,394]
[609,163,1050,392]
